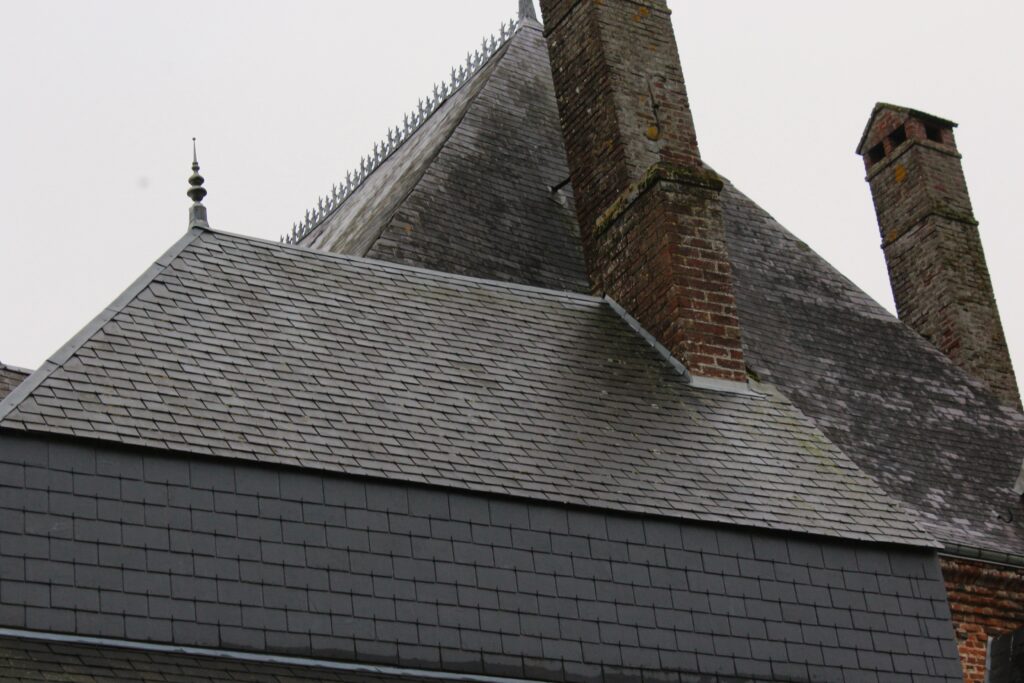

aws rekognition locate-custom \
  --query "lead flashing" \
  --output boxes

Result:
[604,295,758,397]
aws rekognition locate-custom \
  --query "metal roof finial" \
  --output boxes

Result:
[187,138,209,229]
[519,0,537,22]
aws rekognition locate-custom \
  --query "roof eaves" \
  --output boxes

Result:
[0,226,207,423]
[0,627,553,683]
[942,542,1024,571]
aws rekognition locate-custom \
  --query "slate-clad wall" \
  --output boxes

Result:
[0,432,962,682]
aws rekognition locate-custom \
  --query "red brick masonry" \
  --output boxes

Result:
[942,556,1024,682]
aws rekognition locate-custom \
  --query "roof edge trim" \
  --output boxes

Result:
[0,627,554,683]
[941,543,1024,570]
[0,227,206,423]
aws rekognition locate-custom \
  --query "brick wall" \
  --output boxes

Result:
[942,556,1024,683]
[0,431,964,681]
[541,0,745,381]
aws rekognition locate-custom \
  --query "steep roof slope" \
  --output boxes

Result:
[302,20,588,293]
[721,181,1024,556]
[0,227,927,546]
[296,18,1024,557]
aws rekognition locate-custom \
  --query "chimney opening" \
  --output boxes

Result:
[888,125,908,149]
[867,143,886,166]
[925,123,944,143]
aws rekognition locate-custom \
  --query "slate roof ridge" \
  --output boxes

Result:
[212,225,603,304]
[284,15,526,247]
[299,45,509,255]
[0,227,206,424]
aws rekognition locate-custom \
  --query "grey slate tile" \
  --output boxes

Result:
[0,228,931,548]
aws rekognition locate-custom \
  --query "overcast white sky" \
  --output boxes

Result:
[1,1,1021,396]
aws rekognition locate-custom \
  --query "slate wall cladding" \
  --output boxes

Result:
[940,557,1024,683]
[0,432,962,682]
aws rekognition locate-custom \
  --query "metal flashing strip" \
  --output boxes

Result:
[603,296,758,397]
[941,542,1024,570]
[0,227,206,423]
[689,374,759,396]
[603,296,690,379]
[0,627,550,683]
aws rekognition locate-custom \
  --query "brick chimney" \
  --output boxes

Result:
[538,0,745,383]
[857,103,1020,408]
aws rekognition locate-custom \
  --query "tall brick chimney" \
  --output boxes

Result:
[538,0,745,383]
[857,103,1020,408]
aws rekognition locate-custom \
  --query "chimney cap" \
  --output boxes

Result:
[856,102,958,155]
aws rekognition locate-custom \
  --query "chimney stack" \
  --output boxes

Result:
[857,104,1019,408]
[539,0,745,383]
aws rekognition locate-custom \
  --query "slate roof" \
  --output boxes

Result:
[270,19,1024,559]
[0,227,927,546]
[721,181,1024,557]
[302,21,588,294]
[0,363,29,402]
[0,633,509,683]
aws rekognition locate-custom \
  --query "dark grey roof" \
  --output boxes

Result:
[294,23,1024,558]
[0,363,29,401]
[0,632,515,683]
[0,227,927,546]
[303,22,588,294]
[721,180,1024,556]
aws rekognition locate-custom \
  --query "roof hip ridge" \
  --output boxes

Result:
[0,227,206,424]
[282,14,524,246]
